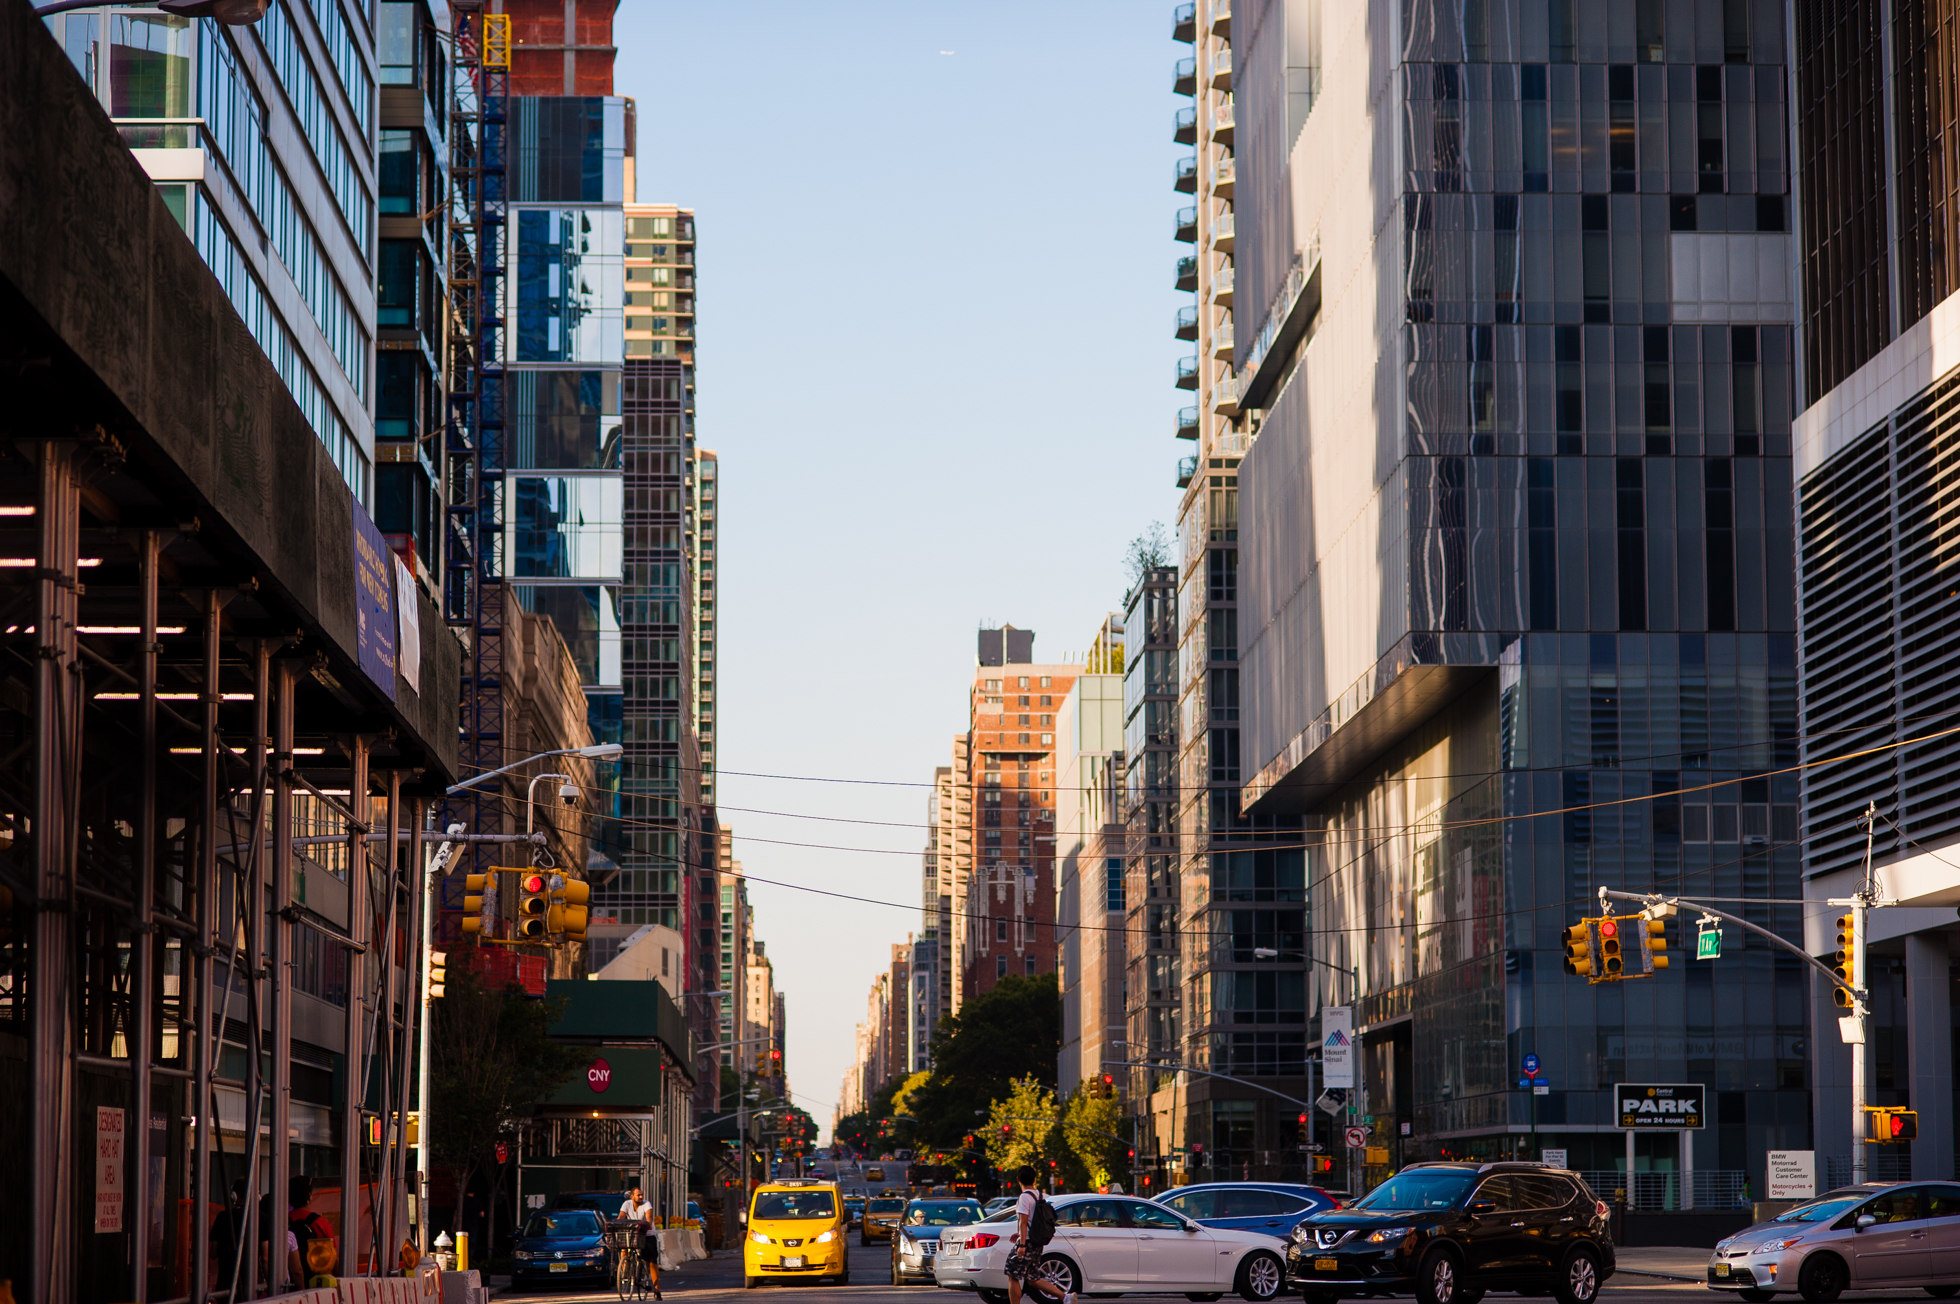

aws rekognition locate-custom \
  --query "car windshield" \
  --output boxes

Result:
[907,1202,981,1226]
[869,1199,905,1213]
[754,1191,837,1220]
[1354,1171,1478,1211]
[523,1212,602,1239]
[1774,1194,1867,1224]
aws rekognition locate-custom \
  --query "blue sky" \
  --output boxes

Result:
[612,0,1185,1136]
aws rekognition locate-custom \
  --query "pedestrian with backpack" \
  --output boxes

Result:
[1005,1167,1074,1304]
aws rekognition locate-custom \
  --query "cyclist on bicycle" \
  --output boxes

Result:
[618,1187,661,1299]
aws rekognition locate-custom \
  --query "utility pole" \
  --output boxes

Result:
[1828,805,1878,1185]
[416,823,465,1252]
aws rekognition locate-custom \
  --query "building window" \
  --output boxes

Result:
[1025,956,1037,976]
[997,955,1009,978]
[1105,858,1125,912]
[995,918,1009,942]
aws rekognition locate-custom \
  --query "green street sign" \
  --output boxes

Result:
[1697,927,1723,960]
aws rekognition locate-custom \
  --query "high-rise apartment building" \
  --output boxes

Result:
[43,1,381,495]
[1209,0,1804,1191]
[1056,616,1126,1094]
[960,629,1077,1001]
[945,736,973,1017]
[719,864,753,1065]
[1788,0,1960,1184]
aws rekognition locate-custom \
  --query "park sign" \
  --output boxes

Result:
[1617,1083,1705,1129]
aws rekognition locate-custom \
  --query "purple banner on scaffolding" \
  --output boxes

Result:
[351,494,398,703]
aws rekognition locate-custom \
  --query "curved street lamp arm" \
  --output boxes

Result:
[1098,1058,1316,1113]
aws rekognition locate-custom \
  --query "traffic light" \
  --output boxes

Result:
[462,874,495,934]
[1833,914,1856,1007]
[1866,1107,1918,1143]
[1599,917,1624,977]
[1642,918,1669,971]
[428,949,447,1000]
[517,871,549,940]
[548,872,590,940]
[1562,921,1596,978]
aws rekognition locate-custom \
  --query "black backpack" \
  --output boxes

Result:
[1028,1192,1058,1249]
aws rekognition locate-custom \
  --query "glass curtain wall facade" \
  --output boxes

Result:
[1230,0,1807,1192]
[44,2,377,496]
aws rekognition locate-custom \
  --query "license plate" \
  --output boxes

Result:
[549,1262,569,1273]
[1316,1259,1340,1272]
[783,1256,806,1268]
[1717,1265,1730,1278]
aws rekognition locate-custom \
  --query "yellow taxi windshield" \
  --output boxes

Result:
[753,1190,837,1221]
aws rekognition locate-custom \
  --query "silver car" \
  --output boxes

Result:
[1706,1181,1960,1301]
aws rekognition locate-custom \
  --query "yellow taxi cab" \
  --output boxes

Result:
[744,1178,848,1288]
[859,1194,906,1245]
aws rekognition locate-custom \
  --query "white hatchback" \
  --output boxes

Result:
[935,1194,1289,1303]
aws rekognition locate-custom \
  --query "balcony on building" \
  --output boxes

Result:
[1177,454,1199,488]
[1177,405,1200,440]
[1175,305,1199,341]
[1174,105,1197,146]
[1212,157,1236,198]
[1210,48,1232,90]
[1176,254,1198,292]
[1173,1,1196,42]
[1211,325,1235,363]
[1211,210,1235,252]
[1211,372,1241,416]
[1174,155,1198,193]
[1211,0,1232,33]
[1213,100,1235,148]
[1174,56,1196,96]
[1212,265,1235,305]
[1175,205,1198,243]
[1176,355,1200,390]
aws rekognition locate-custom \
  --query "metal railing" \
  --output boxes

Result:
[1826,1152,1910,1187]
[1577,1169,1751,1211]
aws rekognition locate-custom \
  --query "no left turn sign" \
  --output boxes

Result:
[1344,1126,1368,1148]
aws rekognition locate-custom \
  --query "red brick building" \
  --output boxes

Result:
[494,0,619,97]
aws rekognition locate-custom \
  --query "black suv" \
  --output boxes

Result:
[1283,1162,1615,1304]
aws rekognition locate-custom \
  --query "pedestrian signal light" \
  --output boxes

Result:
[462,874,494,934]
[1866,1107,1918,1143]
[428,949,447,1000]
[1562,921,1595,979]
[517,872,549,939]
[1642,918,1669,971]
[1599,917,1623,976]
[1833,914,1856,1007]
[547,872,590,940]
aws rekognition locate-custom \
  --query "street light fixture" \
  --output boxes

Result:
[446,742,622,796]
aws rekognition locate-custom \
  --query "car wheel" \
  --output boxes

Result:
[1554,1248,1601,1304]
[1738,1291,1776,1302]
[1236,1252,1286,1303]
[840,1266,851,1286]
[1798,1254,1847,1304]
[1039,1253,1083,1296]
[1415,1247,1462,1304]
[743,1276,759,1290]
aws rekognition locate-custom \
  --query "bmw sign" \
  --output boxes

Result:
[1616,1083,1704,1129]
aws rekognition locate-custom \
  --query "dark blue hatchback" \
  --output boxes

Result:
[512,1209,614,1286]
[1155,1183,1340,1236]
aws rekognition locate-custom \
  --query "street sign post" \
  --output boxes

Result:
[1343,1125,1368,1149]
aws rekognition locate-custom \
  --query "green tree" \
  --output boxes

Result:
[1063,1080,1129,1189]
[984,1077,1057,1172]
[431,948,588,1235]
[910,974,1061,1146]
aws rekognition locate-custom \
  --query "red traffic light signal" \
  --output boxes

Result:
[521,872,546,894]
[1000,1124,1013,1136]
[1297,1113,1309,1125]
[1102,1074,1113,1085]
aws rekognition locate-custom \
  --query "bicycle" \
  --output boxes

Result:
[607,1222,652,1301]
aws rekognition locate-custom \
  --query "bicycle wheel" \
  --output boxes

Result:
[618,1248,638,1301]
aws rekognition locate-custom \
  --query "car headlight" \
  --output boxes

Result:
[815,1230,836,1244]
[1366,1227,1414,1244]
[1756,1236,1806,1253]
[514,1250,533,1261]
[750,1230,772,1244]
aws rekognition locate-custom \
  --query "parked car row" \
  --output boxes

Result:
[1705,1180,1960,1302]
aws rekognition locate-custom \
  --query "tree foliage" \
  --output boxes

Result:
[983,1077,1057,1172]
[909,973,1061,1147]
[431,948,588,1233]
[1063,1079,1129,1189]
[1124,521,1171,588]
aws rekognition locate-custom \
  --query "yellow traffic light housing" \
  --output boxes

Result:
[1833,914,1856,1007]
[1643,918,1669,971]
[462,874,494,935]
[548,873,591,940]
[517,871,549,940]
[428,949,447,1000]
[1562,921,1596,978]
[1866,1107,1918,1143]
[1599,916,1624,977]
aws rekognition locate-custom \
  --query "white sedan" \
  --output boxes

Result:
[935,1194,1288,1303]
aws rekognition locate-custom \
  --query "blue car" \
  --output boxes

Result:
[512,1208,614,1287]
[1155,1182,1340,1237]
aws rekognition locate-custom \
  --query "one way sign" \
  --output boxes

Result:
[1616,1083,1705,1129]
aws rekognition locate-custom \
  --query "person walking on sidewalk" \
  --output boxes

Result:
[1005,1167,1073,1304]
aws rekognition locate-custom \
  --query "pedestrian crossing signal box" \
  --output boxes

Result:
[1866,1108,1917,1144]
